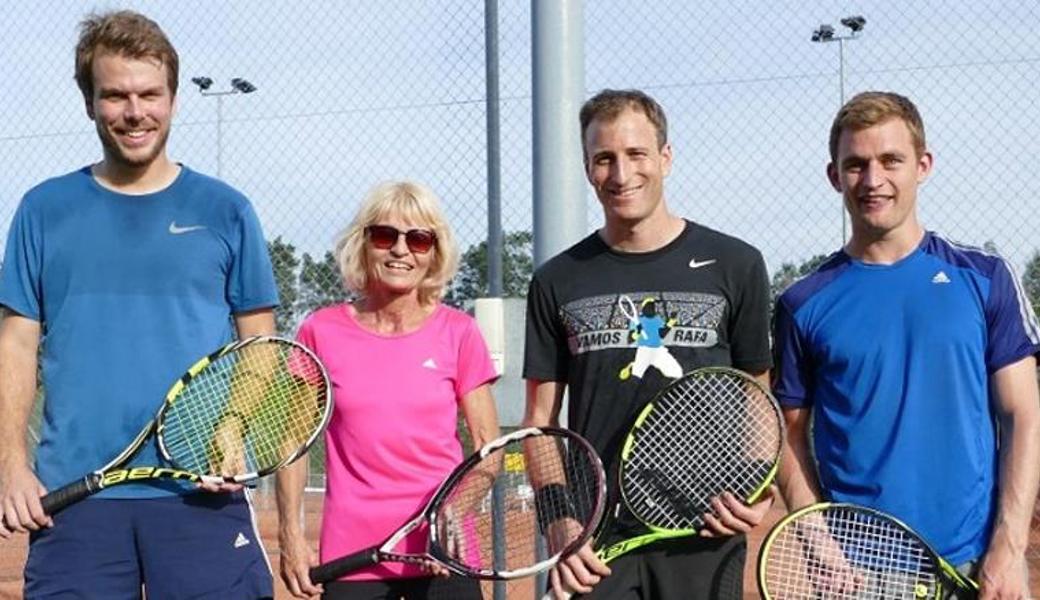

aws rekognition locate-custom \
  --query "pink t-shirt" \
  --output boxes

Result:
[296,303,498,580]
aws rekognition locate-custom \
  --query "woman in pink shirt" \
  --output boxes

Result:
[276,181,500,600]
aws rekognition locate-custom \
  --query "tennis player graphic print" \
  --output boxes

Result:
[558,290,725,382]
[618,295,682,380]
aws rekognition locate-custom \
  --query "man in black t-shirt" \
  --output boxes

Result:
[522,89,775,599]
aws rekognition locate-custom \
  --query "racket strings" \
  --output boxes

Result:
[621,370,782,530]
[160,340,328,477]
[765,507,938,599]
[432,434,601,576]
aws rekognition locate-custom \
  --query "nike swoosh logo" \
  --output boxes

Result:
[688,258,717,269]
[169,221,206,235]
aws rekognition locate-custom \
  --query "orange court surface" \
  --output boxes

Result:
[0,494,1037,599]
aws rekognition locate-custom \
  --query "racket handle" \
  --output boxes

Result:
[308,549,380,584]
[40,476,99,515]
[541,591,573,600]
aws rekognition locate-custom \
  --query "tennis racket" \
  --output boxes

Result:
[40,336,332,515]
[309,426,607,583]
[617,294,647,340]
[546,366,785,599]
[758,502,978,599]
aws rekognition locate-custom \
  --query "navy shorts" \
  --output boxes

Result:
[25,491,273,599]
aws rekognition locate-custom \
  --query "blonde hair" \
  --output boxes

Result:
[335,181,459,305]
[829,91,926,162]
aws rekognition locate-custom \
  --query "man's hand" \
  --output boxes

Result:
[0,461,51,537]
[279,528,323,599]
[700,486,776,537]
[546,539,611,599]
[198,416,247,493]
[977,535,1030,600]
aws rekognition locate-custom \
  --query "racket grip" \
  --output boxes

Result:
[308,549,380,584]
[40,477,98,515]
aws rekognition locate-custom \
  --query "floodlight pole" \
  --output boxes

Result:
[191,77,258,178]
[812,17,865,244]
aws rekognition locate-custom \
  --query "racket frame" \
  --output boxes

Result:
[598,366,785,562]
[155,335,333,483]
[757,502,978,600]
[310,426,607,583]
[39,336,332,514]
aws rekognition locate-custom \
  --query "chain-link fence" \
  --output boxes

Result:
[2,1,1039,598]
[3,2,1038,325]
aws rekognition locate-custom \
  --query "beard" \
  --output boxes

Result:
[96,122,171,170]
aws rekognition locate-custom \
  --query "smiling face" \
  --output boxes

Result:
[87,52,175,174]
[828,117,933,243]
[363,214,435,299]
[584,107,673,227]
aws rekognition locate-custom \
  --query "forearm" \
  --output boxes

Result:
[991,402,1040,553]
[522,379,563,428]
[777,407,823,510]
[988,357,1040,554]
[460,384,500,451]
[275,456,310,538]
[0,313,40,468]
[226,309,279,419]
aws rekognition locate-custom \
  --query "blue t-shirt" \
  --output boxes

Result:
[0,166,279,498]
[773,232,1040,564]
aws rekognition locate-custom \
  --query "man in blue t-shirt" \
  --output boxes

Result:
[773,91,1040,598]
[0,11,278,598]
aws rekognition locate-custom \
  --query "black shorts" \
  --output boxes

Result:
[322,575,482,600]
[577,535,746,600]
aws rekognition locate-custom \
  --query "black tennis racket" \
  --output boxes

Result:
[309,426,607,583]
[757,502,978,599]
[547,366,785,599]
[40,336,332,515]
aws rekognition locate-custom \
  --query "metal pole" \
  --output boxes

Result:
[485,0,504,297]
[216,94,224,179]
[532,0,586,268]
[838,38,847,244]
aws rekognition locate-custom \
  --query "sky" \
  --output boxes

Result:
[1,0,1038,277]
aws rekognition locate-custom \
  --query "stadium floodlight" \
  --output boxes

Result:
[810,15,868,245]
[190,75,259,177]
[841,15,867,33]
[190,76,214,91]
[230,78,257,94]
[812,24,835,42]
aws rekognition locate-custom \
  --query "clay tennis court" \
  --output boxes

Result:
[0,493,1036,598]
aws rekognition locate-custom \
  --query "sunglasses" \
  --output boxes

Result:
[365,225,437,254]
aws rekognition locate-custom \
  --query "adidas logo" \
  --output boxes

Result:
[422,358,438,369]
[932,271,951,284]
[234,532,250,548]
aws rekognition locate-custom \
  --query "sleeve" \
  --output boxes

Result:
[0,198,43,321]
[227,198,279,313]
[522,275,569,382]
[727,248,773,373]
[984,257,1040,371]
[454,316,499,398]
[771,295,813,408]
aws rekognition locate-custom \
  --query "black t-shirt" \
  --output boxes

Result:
[523,220,773,481]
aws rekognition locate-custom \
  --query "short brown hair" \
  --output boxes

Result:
[75,10,179,101]
[829,91,926,162]
[580,89,668,152]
